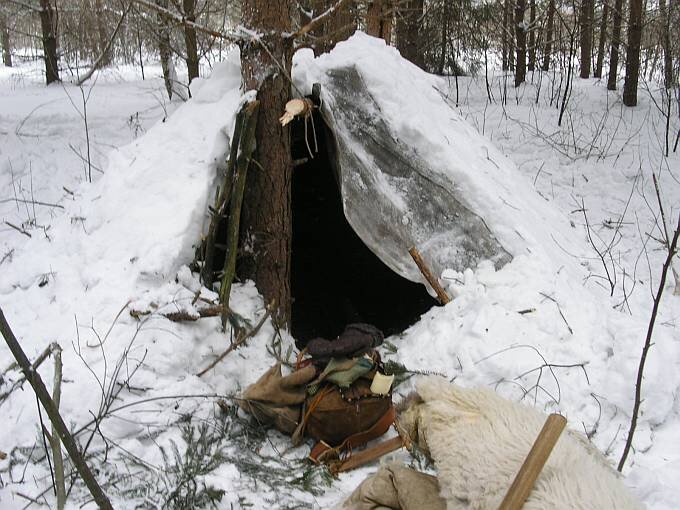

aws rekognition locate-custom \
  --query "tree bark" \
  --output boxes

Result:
[607,0,623,89]
[367,0,392,43]
[528,0,536,71]
[239,0,294,326]
[622,0,642,105]
[658,0,672,88]
[156,0,174,99]
[396,0,424,68]
[94,0,111,66]
[594,0,608,78]
[39,0,60,84]
[580,0,594,78]
[515,0,527,86]
[183,0,199,83]
[542,0,555,70]
[1,13,11,67]
[502,0,510,70]
[302,0,357,55]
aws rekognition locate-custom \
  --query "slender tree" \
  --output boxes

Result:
[502,0,510,70]
[607,0,624,89]
[155,0,174,98]
[367,0,392,43]
[1,12,11,67]
[622,0,642,104]
[515,0,527,86]
[396,0,424,68]
[594,0,608,78]
[542,0,555,71]
[580,0,594,77]
[183,0,199,83]
[528,0,536,71]
[39,0,60,84]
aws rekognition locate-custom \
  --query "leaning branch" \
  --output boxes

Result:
[291,0,354,39]
[76,3,133,86]
[0,308,113,510]
[618,210,680,471]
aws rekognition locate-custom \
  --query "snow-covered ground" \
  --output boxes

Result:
[1,35,678,509]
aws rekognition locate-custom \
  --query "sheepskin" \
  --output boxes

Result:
[400,377,643,510]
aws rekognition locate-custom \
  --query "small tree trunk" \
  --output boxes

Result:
[1,14,11,67]
[594,0,609,78]
[396,0,424,68]
[542,0,555,71]
[515,0,527,86]
[622,0,642,105]
[580,0,594,78]
[183,0,199,83]
[39,0,59,84]
[658,0,672,88]
[502,0,510,70]
[607,0,624,90]
[239,0,294,326]
[156,0,174,99]
[528,0,536,71]
[94,0,111,66]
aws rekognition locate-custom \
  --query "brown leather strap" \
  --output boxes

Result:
[309,405,396,464]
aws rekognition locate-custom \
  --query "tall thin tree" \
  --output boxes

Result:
[39,0,59,84]
[594,0,608,78]
[580,0,594,77]
[515,0,527,86]
[607,0,624,89]
[622,0,643,105]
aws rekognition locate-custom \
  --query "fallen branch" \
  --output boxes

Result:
[0,307,113,510]
[196,302,272,377]
[4,221,31,238]
[163,305,226,322]
[291,0,354,39]
[408,246,451,304]
[335,436,404,474]
[618,210,680,472]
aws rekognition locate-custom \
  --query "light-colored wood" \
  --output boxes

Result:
[336,436,404,473]
[408,247,451,304]
[498,414,567,510]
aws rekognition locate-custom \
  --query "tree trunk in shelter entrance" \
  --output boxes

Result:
[239,0,294,326]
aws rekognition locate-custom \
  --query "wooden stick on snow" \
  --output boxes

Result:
[498,413,567,510]
[408,246,451,304]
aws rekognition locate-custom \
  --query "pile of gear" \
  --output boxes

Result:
[240,324,398,471]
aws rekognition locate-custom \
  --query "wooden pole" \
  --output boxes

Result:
[498,414,567,510]
[408,246,451,304]
[336,436,404,473]
[0,307,114,510]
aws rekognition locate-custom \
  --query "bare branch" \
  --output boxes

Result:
[291,0,354,39]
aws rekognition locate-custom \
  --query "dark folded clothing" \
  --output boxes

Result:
[307,323,384,362]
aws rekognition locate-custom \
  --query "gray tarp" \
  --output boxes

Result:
[318,66,512,285]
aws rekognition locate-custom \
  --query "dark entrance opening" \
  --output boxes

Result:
[290,111,437,346]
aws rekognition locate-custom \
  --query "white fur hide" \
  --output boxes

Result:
[412,377,643,510]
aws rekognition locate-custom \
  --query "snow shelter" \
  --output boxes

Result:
[288,38,514,344]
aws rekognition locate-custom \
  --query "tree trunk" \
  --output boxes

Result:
[1,14,11,67]
[156,0,174,99]
[239,0,294,326]
[542,0,555,71]
[94,0,111,66]
[515,0,527,86]
[594,0,609,78]
[580,0,594,77]
[183,0,199,83]
[607,0,623,89]
[367,0,392,43]
[622,0,642,105]
[396,0,424,68]
[39,0,60,84]
[528,0,536,71]
[438,2,449,74]
[303,0,356,55]
[658,0,672,88]
[502,0,510,70]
